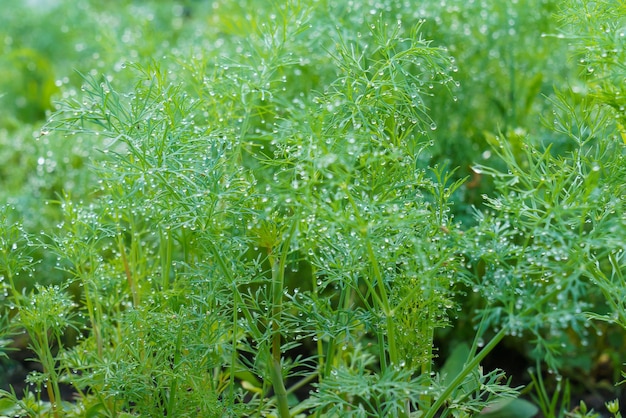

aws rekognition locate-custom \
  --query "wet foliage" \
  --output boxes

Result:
[0,0,625,417]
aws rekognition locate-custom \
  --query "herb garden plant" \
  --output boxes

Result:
[0,0,624,417]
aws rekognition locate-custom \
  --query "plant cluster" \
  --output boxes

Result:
[0,0,624,417]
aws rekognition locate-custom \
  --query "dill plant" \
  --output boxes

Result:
[1,0,625,417]
[551,0,626,368]
[460,0,625,413]
[24,1,517,415]
[0,206,80,417]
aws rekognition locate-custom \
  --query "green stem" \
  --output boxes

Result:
[270,357,291,418]
[37,326,61,418]
[340,185,386,310]
[117,229,139,307]
[269,220,299,418]
[160,228,173,292]
[322,285,349,379]
[419,314,434,409]
[5,270,21,303]
[229,282,239,405]
[79,264,103,358]
[311,264,327,381]
[342,184,397,369]
[166,324,184,416]
[204,238,262,408]
[285,373,317,397]
[423,327,507,418]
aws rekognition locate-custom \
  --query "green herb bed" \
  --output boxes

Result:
[1,1,625,417]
